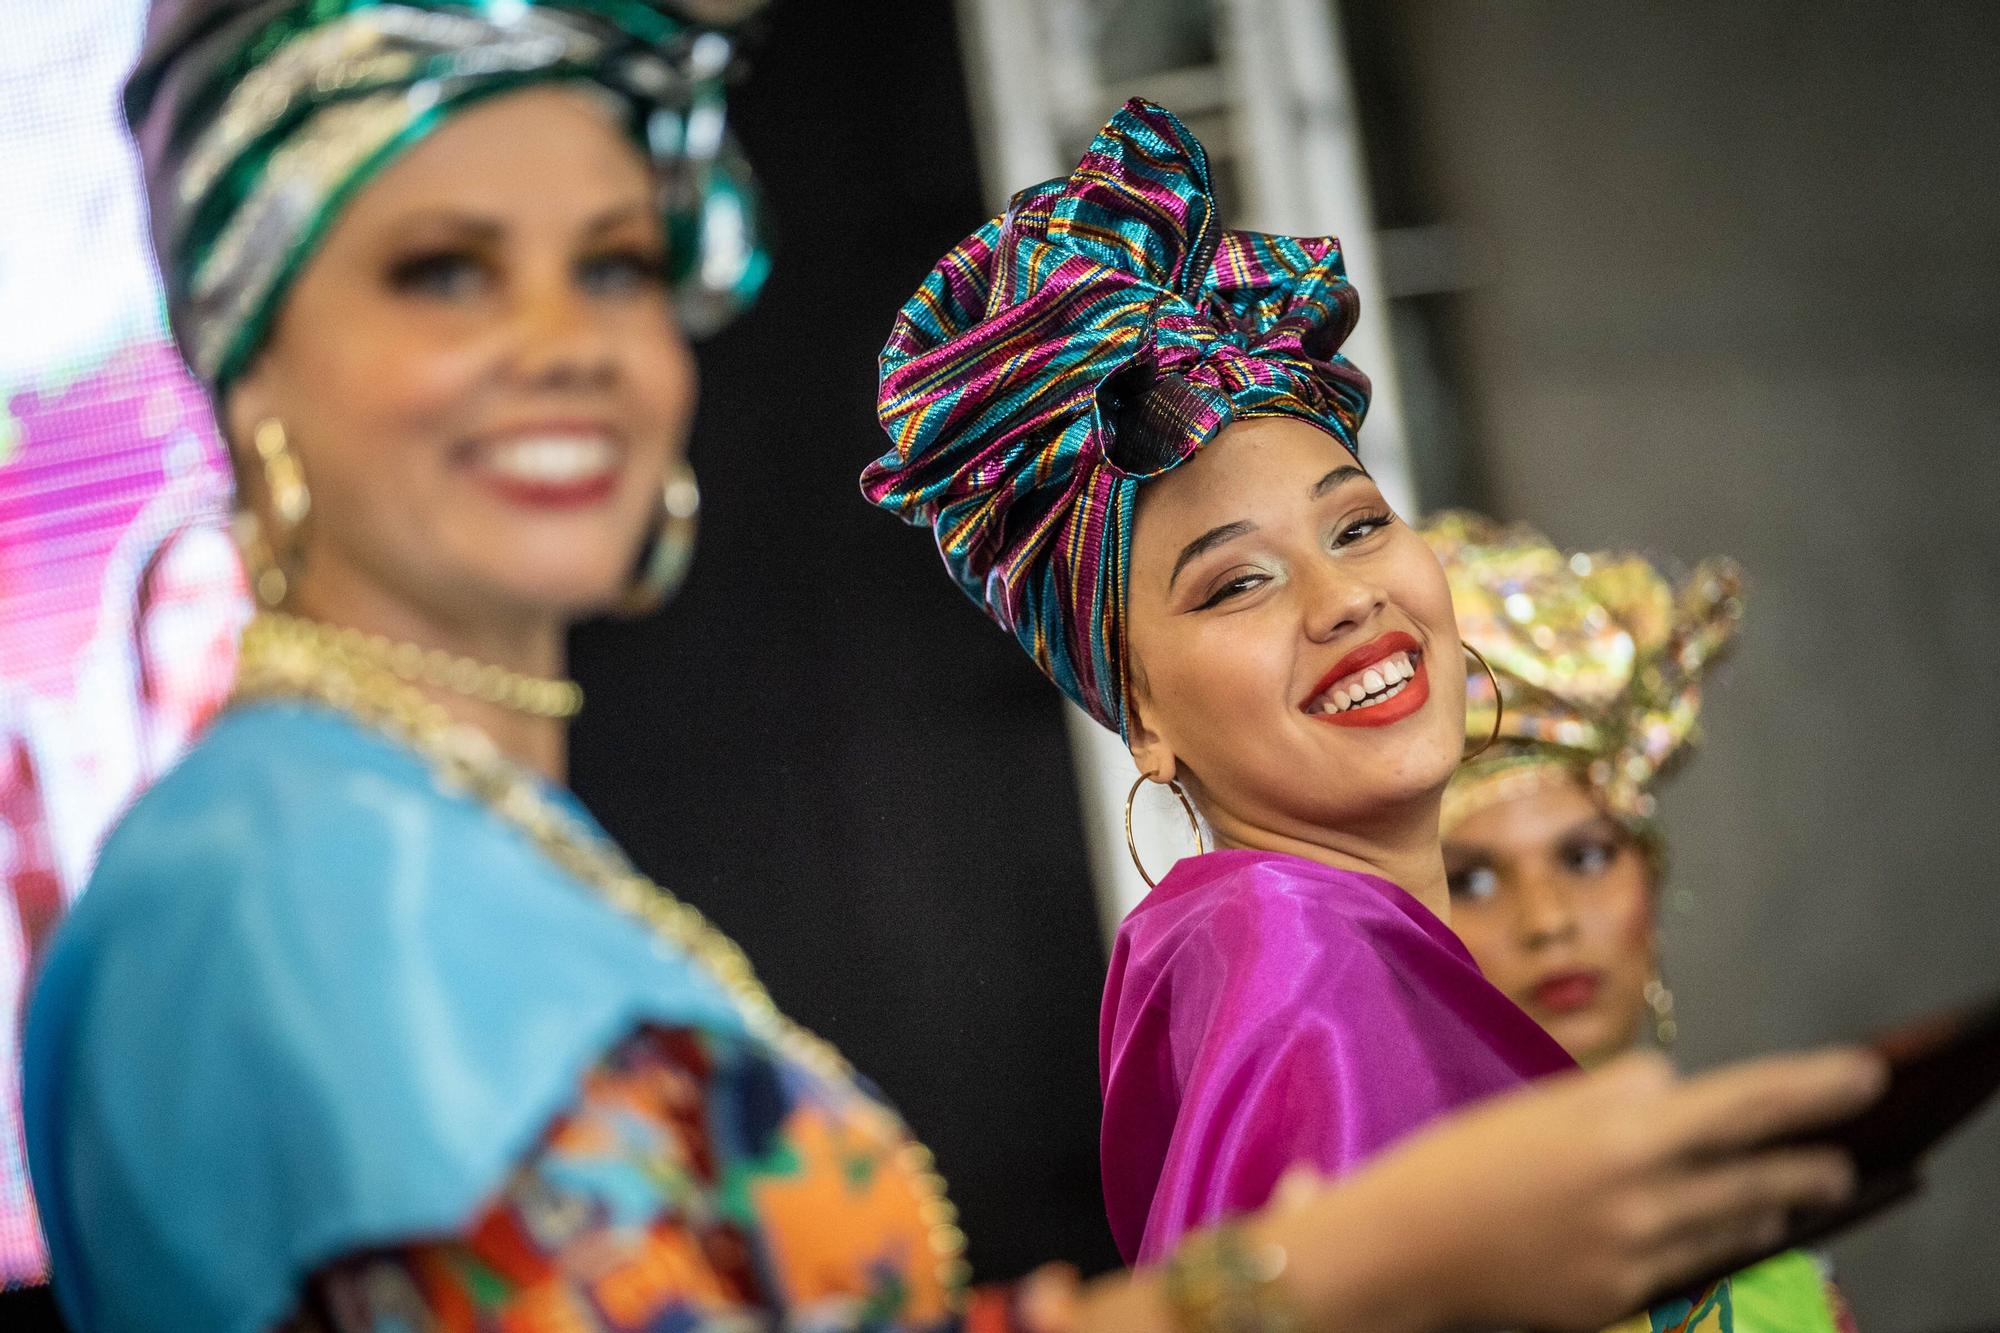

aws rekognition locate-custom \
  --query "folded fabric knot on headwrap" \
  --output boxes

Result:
[126,0,769,393]
[1422,511,1745,845]
[864,99,1371,735]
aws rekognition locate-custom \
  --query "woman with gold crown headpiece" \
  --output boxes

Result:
[23,8,1882,1332]
[1423,511,1857,1331]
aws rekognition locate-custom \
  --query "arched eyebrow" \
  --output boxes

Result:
[389,200,653,241]
[1169,521,1255,590]
[392,211,504,242]
[584,200,655,234]
[1311,464,1369,499]
[1557,813,1629,845]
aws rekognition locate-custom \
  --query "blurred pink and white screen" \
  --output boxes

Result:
[0,2,248,1284]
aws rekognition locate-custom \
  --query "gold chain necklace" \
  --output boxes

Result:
[231,613,970,1298]
[254,611,584,719]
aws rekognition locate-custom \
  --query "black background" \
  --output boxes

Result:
[568,1,1122,1284]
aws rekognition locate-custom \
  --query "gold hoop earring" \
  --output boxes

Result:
[619,459,701,616]
[1644,974,1678,1050]
[1461,643,1504,761]
[1124,773,1207,889]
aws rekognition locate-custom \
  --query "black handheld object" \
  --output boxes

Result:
[1668,989,2000,1302]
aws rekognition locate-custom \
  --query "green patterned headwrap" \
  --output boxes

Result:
[126,0,769,394]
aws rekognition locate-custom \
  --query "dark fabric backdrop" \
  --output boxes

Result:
[567,2,1123,1282]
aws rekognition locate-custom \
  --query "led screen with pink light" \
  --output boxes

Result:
[0,3,249,1284]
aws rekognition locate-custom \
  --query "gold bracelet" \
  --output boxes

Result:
[1163,1223,1297,1333]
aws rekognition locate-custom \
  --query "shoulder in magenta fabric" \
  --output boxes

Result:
[863,99,1371,736]
[1097,849,1574,1263]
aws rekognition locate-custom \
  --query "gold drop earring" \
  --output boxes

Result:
[256,417,310,528]
[241,418,310,608]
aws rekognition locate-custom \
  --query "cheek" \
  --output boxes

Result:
[1584,864,1656,961]
[1398,544,1460,653]
[623,324,697,458]
[301,346,477,537]
[1155,616,1293,733]
[328,316,493,433]
[1383,532,1466,729]
[1126,606,1299,790]
[262,298,494,491]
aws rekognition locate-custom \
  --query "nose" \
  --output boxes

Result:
[1512,870,1580,951]
[1300,559,1388,644]
[510,275,618,390]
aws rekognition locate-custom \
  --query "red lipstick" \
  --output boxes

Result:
[1301,630,1430,729]
[462,423,623,511]
[477,473,618,509]
[1531,970,1603,1014]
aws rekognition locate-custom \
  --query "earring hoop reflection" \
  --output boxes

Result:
[619,458,702,616]
[1461,643,1504,761]
[1644,974,1678,1050]
[1124,774,1207,889]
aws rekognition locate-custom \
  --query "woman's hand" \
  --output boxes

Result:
[1262,1046,1886,1332]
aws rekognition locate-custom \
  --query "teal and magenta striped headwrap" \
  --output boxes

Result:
[864,100,1371,736]
[126,0,769,395]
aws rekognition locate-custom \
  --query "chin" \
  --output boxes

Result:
[478,562,633,618]
[1354,747,1460,809]
[1329,715,1462,787]
[1545,1012,1637,1069]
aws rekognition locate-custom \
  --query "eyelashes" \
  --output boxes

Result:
[386,250,488,297]
[1446,834,1628,902]
[1195,570,1269,610]
[1559,834,1622,875]
[1446,862,1500,901]
[577,248,670,293]
[1335,509,1394,546]
[383,247,670,299]
[1192,509,1398,610]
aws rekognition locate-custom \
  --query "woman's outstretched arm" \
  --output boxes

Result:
[1070,1047,1882,1333]
[300,1044,1880,1333]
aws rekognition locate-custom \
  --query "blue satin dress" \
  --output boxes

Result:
[22,703,748,1333]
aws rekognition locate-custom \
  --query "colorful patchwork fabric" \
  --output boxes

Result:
[1595,1283,1728,1333]
[124,0,770,392]
[864,99,1371,736]
[296,1025,1017,1333]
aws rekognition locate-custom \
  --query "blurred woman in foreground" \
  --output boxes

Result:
[23,8,1878,1332]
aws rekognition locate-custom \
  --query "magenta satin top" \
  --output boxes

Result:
[1098,848,1575,1263]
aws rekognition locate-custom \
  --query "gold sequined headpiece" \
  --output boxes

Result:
[1421,511,1744,842]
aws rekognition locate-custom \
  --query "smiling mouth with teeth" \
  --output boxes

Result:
[1302,631,1433,729]
[468,431,622,508]
[1312,650,1418,714]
